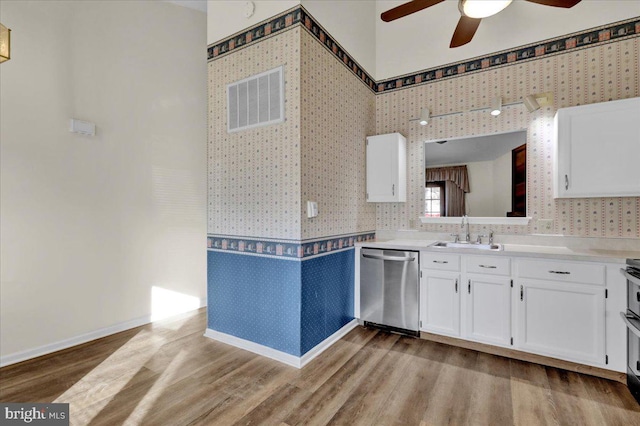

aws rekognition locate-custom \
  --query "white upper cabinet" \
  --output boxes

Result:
[366,133,407,202]
[554,97,640,198]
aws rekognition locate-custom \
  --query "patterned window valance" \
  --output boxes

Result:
[426,165,470,193]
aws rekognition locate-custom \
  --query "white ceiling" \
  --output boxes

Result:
[425,130,527,166]
[204,1,639,80]
[376,0,640,79]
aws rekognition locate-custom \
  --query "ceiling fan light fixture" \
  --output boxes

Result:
[490,97,502,116]
[459,0,513,19]
[419,108,430,125]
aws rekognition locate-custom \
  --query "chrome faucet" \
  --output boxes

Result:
[461,215,470,242]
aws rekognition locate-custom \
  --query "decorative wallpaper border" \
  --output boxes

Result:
[376,18,640,93]
[207,8,639,95]
[207,232,376,260]
[207,6,377,92]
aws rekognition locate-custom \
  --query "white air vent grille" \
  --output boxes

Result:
[227,66,284,132]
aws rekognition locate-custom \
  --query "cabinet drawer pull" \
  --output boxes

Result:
[392,184,395,196]
[479,264,497,269]
[548,270,571,275]
[565,174,569,190]
[468,280,471,294]
[432,260,448,264]
[455,279,458,293]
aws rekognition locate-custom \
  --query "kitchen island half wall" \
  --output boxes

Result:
[205,232,374,367]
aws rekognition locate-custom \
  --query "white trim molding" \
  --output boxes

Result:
[420,216,531,225]
[204,319,359,369]
[0,298,207,368]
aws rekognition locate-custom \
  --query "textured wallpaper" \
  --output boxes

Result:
[375,37,640,238]
[208,28,302,239]
[300,29,376,240]
[208,26,376,242]
[208,11,639,240]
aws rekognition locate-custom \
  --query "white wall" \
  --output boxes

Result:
[493,150,512,217]
[302,0,376,76]
[207,0,299,44]
[465,161,494,217]
[376,0,640,79]
[0,0,207,363]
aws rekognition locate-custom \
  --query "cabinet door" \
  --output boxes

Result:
[366,133,406,202]
[465,275,512,347]
[517,279,606,366]
[554,97,640,198]
[420,270,460,336]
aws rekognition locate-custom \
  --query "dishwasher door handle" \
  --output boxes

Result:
[362,253,416,262]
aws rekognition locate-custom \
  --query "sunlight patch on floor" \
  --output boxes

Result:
[122,349,188,425]
[53,329,160,424]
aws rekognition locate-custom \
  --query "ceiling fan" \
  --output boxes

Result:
[381,0,582,48]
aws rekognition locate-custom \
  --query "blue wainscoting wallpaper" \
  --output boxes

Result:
[207,251,302,355]
[207,248,355,357]
[301,249,354,354]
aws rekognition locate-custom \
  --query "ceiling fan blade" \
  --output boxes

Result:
[525,0,582,8]
[381,0,446,22]
[450,16,481,48]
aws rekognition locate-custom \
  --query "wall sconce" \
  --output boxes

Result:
[490,97,502,116]
[523,95,541,112]
[419,108,430,125]
[0,23,11,63]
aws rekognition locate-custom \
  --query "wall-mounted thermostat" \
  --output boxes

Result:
[69,119,96,136]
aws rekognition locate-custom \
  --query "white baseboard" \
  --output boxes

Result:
[204,329,303,367]
[204,319,359,369]
[0,298,207,368]
[299,319,358,368]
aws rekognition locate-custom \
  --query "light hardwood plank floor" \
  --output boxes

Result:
[1,308,638,425]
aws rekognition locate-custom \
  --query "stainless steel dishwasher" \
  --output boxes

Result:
[359,248,419,336]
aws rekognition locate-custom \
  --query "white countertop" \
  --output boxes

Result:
[356,239,640,264]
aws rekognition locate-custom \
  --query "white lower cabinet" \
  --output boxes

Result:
[420,270,460,337]
[464,274,512,347]
[516,278,606,366]
[413,251,615,370]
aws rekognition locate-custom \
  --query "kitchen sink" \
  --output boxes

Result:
[429,241,503,251]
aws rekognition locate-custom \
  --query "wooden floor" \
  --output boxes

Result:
[1,309,639,426]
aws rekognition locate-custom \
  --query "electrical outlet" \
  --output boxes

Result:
[538,219,553,232]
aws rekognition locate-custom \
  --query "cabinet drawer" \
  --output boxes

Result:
[421,253,460,271]
[517,259,605,285]
[466,256,511,276]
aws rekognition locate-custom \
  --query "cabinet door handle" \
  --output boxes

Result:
[468,279,471,294]
[479,264,497,269]
[565,174,569,190]
[392,184,395,196]
[432,260,448,264]
[455,279,458,293]
[520,285,524,301]
[548,270,570,275]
